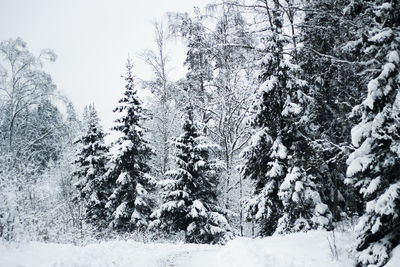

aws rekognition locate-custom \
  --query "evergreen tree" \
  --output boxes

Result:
[150,106,233,244]
[26,100,65,172]
[345,1,400,265]
[106,59,155,232]
[299,0,364,221]
[74,104,110,228]
[242,0,331,236]
[277,167,332,234]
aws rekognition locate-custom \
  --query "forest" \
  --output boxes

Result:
[0,0,399,266]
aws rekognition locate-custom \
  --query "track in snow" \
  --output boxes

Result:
[157,248,219,267]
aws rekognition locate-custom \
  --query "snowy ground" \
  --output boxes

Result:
[1,230,399,267]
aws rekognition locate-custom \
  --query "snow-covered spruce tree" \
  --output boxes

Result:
[345,1,400,266]
[277,166,332,234]
[299,0,364,220]
[150,105,233,244]
[74,104,110,228]
[106,59,155,232]
[242,0,331,236]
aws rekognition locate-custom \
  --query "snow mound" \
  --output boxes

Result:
[386,245,400,267]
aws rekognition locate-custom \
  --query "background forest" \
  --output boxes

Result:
[1,0,399,266]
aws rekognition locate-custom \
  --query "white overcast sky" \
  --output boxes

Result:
[0,0,209,139]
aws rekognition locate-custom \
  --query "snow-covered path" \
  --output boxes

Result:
[2,230,398,267]
[0,240,220,267]
[156,247,219,267]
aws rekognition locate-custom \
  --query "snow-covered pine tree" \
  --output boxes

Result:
[74,104,110,228]
[150,105,233,244]
[106,59,155,232]
[345,1,400,266]
[242,0,331,236]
